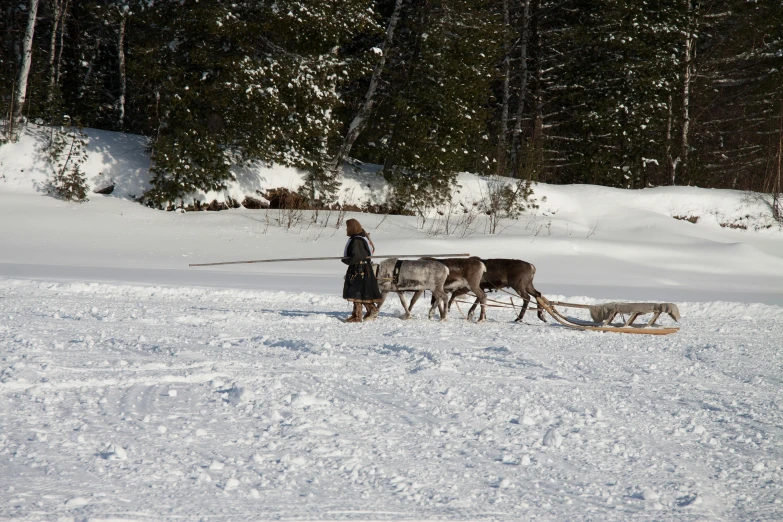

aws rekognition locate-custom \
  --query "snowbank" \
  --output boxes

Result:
[0,124,391,205]
[1,124,782,306]
[1,124,779,231]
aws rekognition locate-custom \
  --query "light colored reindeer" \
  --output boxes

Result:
[375,258,450,320]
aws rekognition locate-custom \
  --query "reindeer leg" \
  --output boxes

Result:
[408,290,423,316]
[447,289,470,320]
[448,288,468,311]
[467,296,480,320]
[377,292,388,312]
[536,303,547,322]
[516,299,530,322]
[438,292,454,319]
[433,288,448,321]
[422,292,435,318]
[397,292,411,320]
[514,289,531,322]
[474,286,487,323]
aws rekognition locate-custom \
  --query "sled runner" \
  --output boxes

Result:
[448,293,679,335]
[535,296,680,335]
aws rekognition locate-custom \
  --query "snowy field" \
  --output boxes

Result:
[2,126,783,520]
[1,280,783,521]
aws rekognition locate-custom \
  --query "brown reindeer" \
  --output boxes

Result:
[449,258,546,323]
[408,257,488,322]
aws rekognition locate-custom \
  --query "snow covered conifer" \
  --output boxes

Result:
[46,117,89,202]
[353,0,502,212]
[543,0,682,188]
[134,0,378,206]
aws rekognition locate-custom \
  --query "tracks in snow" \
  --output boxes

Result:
[1,279,782,520]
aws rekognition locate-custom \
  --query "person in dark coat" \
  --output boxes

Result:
[342,218,382,322]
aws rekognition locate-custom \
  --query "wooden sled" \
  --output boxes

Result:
[536,296,680,335]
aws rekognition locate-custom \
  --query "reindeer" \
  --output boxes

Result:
[450,258,546,323]
[406,257,488,322]
[375,258,450,320]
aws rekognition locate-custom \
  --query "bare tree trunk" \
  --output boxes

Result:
[118,10,127,130]
[680,0,694,181]
[7,81,16,140]
[330,0,404,176]
[497,0,511,175]
[509,0,530,177]
[531,0,543,142]
[11,0,41,141]
[55,0,69,86]
[47,0,63,108]
[80,35,101,100]
[666,93,677,185]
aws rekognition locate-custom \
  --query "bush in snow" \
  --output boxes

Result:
[480,176,537,234]
[44,117,89,203]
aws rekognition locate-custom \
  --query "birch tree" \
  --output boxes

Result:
[10,0,40,141]
[138,0,377,206]
[329,0,404,178]
[359,0,502,210]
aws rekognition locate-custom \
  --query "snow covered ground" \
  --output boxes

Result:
[2,125,783,520]
[3,125,783,305]
[1,280,782,520]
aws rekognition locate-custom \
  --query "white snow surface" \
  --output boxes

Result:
[1,280,782,520]
[2,125,783,520]
[2,125,782,305]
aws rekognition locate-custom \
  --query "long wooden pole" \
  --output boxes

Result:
[189,253,471,267]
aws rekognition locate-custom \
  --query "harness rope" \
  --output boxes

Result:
[457,291,543,311]
[452,298,526,310]
[452,299,468,320]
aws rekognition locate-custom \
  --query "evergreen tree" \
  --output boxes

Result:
[133,0,378,206]
[1,0,780,199]
[532,0,683,187]
[354,0,502,212]
[687,0,783,190]
[46,116,89,202]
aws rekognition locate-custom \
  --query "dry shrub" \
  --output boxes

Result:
[264,187,311,210]
[720,222,747,230]
[673,215,700,224]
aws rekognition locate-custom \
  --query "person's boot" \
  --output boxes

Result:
[345,302,363,323]
[363,303,379,321]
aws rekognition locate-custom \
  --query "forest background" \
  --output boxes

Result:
[1,0,782,211]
